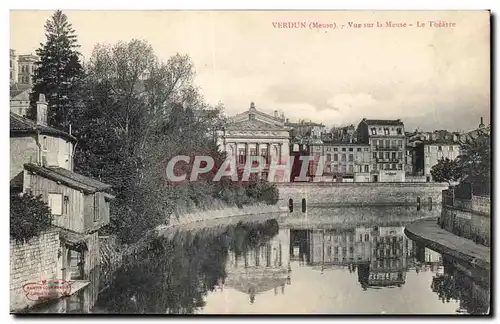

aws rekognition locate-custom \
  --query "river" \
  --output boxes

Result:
[25,206,491,315]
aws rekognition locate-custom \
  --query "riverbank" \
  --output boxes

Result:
[404,218,490,271]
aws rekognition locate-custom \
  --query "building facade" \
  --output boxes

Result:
[17,54,38,87]
[308,141,372,182]
[10,49,18,86]
[415,141,461,181]
[217,102,291,182]
[10,94,114,283]
[357,119,406,182]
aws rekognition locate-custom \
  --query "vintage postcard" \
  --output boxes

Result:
[9,10,490,315]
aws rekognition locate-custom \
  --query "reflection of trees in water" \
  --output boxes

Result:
[431,257,490,314]
[95,219,279,314]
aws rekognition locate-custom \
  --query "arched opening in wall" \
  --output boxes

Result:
[416,197,421,211]
[301,198,307,213]
[428,197,432,210]
[288,199,293,212]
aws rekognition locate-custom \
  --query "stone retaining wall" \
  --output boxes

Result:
[277,182,448,207]
[10,229,60,311]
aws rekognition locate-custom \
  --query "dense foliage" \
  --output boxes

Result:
[10,193,53,243]
[27,11,279,244]
[28,10,84,129]
[430,158,460,184]
[431,130,490,193]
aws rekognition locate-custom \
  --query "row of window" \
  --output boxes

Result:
[324,147,370,152]
[325,164,370,173]
[48,192,103,222]
[373,164,404,171]
[373,151,404,159]
[371,139,404,148]
[370,127,403,135]
[18,75,31,84]
[427,145,456,152]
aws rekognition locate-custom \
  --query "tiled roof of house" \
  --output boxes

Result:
[362,119,404,126]
[24,163,113,194]
[10,112,77,142]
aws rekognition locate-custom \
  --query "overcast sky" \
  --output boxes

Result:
[10,10,490,132]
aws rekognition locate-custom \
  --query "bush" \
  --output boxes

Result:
[10,193,53,243]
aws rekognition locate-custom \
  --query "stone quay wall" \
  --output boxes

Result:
[277,182,449,208]
[10,229,60,312]
[440,193,491,247]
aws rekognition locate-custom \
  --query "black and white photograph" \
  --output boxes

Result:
[8,9,491,315]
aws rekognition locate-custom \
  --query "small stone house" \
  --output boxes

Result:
[10,94,114,281]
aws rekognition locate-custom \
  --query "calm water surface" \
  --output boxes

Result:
[27,207,491,315]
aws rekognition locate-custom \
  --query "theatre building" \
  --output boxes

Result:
[217,102,291,182]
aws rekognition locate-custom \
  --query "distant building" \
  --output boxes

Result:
[415,140,461,182]
[356,119,406,182]
[308,140,372,182]
[10,49,18,86]
[460,117,490,143]
[216,102,290,181]
[17,54,38,87]
[10,88,30,117]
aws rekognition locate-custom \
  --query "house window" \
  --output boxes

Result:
[348,165,353,173]
[94,194,100,222]
[250,148,256,157]
[365,234,369,241]
[326,154,331,162]
[341,154,346,162]
[364,148,369,152]
[384,128,390,135]
[348,154,354,162]
[371,128,376,135]
[438,146,442,151]
[333,154,338,162]
[427,146,431,153]
[341,165,346,172]
[373,152,377,159]
[357,148,362,152]
[341,148,346,152]
[333,148,338,152]
[326,147,331,151]
[364,165,369,172]
[348,148,353,152]
[397,128,402,135]
[398,164,403,170]
[373,164,378,171]
[333,164,338,172]
[48,193,63,216]
[392,163,396,169]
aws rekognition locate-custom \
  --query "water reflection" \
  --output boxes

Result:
[23,208,490,314]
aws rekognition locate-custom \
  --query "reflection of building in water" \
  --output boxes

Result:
[368,226,412,287]
[414,244,443,273]
[224,229,291,304]
[304,226,416,288]
[309,228,371,265]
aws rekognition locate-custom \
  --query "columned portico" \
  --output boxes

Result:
[216,102,291,182]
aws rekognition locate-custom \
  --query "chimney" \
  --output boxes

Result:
[274,110,278,118]
[285,118,289,123]
[250,102,256,110]
[479,117,485,128]
[36,94,48,126]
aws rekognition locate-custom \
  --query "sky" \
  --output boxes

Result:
[10,10,490,132]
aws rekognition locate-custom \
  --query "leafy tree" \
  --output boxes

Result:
[28,10,84,130]
[10,193,53,243]
[430,158,460,184]
[456,130,491,180]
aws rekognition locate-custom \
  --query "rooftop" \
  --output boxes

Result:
[24,163,113,194]
[10,112,77,143]
[362,118,404,126]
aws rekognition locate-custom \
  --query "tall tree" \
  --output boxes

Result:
[28,10,84,130]
[430,158,460,185]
